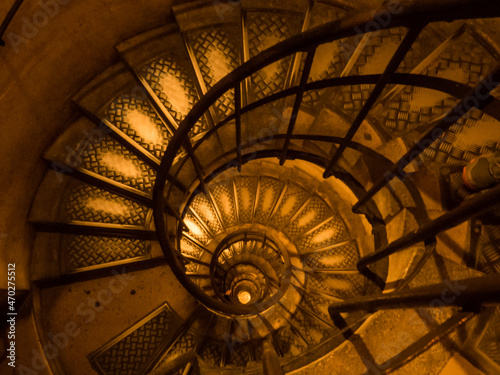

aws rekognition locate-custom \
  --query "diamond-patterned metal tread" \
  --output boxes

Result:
[423,108,500,165]
[284,196,334,239]
[477,307,500,366]
[254,177,285,224]
[303,241,359,270]
[328,28,406,116]
[276,324,308,357]
[303,39,348,107]
[180,237,205,259]
[175,170,363,366]
[478,225,500,274]
[258,245,285,277]
[210,181,237,228]
[183,212,212,245]
[336,83,374,118]
[63,235,150,273]
[301,293,332,323]
[397,24,450,74]
[234,176,258,223]
[307,273,366,299]
[290,0,349,108]
[64,185,149,226]
[307,39,346,82]
[199,340,225,366]
[188,29,239,120]
[382,85,459,132]
[185,261,200,273]
[155,330,198,369]
[226,342,252,368]
[197,331,260,369]
[380,30,496,134]
[90,304,184,375]
[420,31,495,87]
[189,193,224,234]
[354,28,408,76]
[104,95,170,160]
[295,216,350,253]
[292,309,331,346]
[247,12,300,100]
[142,57,208,137]
[308,2,347,29]
[80,136,156,194]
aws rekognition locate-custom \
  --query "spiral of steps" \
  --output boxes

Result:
[16,0,500,374]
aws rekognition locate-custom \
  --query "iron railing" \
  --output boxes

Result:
[153,0,500,318]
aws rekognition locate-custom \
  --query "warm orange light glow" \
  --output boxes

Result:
[180,239,199,256]
[198,201,218,226]
[237,291,252,304]
[207,45,232,83]
[298,211,315,228]
[240,188,251,210]
[312,228,336,244]
[261,188,275,213]
[125,109,163,145]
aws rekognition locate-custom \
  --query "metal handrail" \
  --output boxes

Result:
[328,274,500,314]
[0,0,24,47]
[191,73,500,152]
[356,182,500,278]
[153,0,500,316]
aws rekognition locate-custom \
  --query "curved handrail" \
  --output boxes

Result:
[153,0,500,315]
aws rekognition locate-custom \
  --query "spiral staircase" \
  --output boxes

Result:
[5,0,499,374]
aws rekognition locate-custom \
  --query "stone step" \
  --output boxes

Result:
[292,253,484,375]
[295,106,418,222]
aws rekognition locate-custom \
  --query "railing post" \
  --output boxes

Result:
[352,63,500,213]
